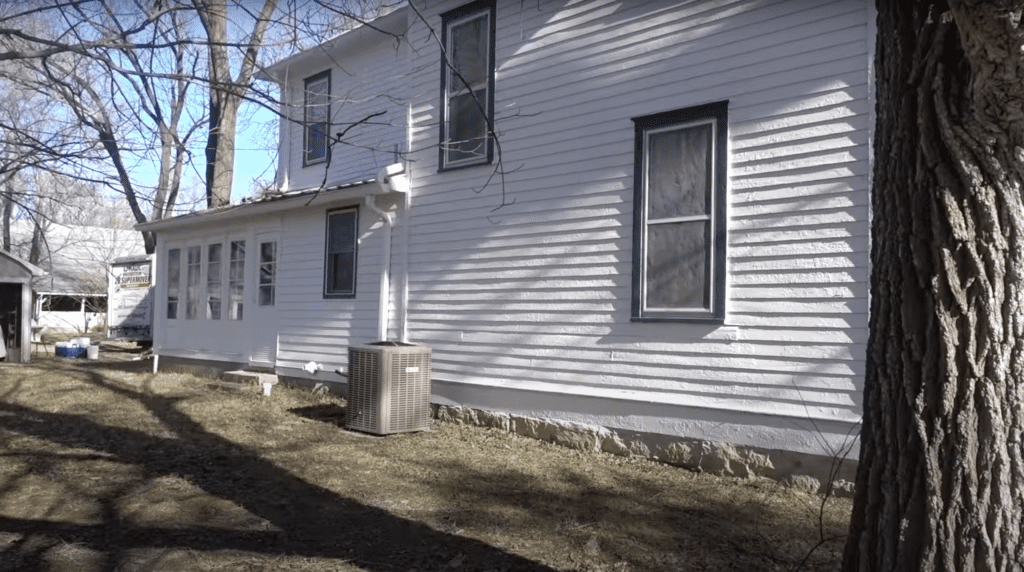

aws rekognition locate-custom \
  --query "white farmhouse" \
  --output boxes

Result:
[138,0,873,489]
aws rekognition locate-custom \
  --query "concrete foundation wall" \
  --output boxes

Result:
[433,403,856,497]
[163,355,857,496]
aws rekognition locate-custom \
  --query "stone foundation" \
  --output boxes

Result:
[433,404,857,497]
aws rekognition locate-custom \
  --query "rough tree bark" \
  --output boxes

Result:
[844,1,1024,571]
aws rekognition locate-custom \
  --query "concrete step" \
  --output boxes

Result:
[223,370,279,386]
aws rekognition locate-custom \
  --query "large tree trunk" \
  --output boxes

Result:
[204,92,239,208]
[844,1,1024,571]
[194,0,276,209]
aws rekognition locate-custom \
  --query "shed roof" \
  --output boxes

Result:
[0,249,45,284]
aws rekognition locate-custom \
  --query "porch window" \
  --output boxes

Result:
[185,246,201,319]
[166,248,180,319]
[631,101,728,322]
[304,71,330,165]
[324,207,358,298]
[439,0,495,170]
[229,240,245,320]
[259,240,277,306]
[207,243,222,320]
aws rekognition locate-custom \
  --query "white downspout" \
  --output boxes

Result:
[365,195,393,342]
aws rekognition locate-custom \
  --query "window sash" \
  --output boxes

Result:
[166,248,180,319]
[632,103,727,322]
[441,4,493,169]
[259,241,276,306]
[229,240,245,320]
[185,246,201,319]
[207,243,222,320]
[324,208,358,297]
[304,73,330,165]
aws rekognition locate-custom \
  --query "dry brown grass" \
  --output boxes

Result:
[0,343,851,571]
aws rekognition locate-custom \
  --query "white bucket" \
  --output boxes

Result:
[86,345,99,360]
[262,382,274,396]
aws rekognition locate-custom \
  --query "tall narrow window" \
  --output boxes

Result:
[439,1,495,170]
[166,248,180,319]
[324,207,358,298]
[207,243,222,320]
[259,241,277,306]
[631,101,728,322]
[304,71,330,165]
[186,246,201,319]
[229,240,245,320]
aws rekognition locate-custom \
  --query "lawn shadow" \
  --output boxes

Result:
[289,403,347,428]
[0,364,557,572]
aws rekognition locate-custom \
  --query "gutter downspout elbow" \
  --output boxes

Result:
[365,195,394,342]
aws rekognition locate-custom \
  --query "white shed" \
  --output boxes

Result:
[0,250,45,362]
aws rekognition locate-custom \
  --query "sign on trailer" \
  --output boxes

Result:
[107,256,153,342]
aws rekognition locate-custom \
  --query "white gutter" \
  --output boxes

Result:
[366,163,408,341]
[365,194,393,342]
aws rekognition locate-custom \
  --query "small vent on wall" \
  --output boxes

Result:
[346,343,432,435]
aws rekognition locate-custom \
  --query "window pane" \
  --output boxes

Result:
[186,246,201,319]
[329,252,354,292]
[305,74,329,163]
[207,243,222,320]
[167,248,180,319]
[447,89,487,162]
[647,123,712,220]
[325,210,357,296]
[259,241,276,306]
[229,240,245,320]
[451,14,488,87]
[646,221,709,309]
[328,212,355,254]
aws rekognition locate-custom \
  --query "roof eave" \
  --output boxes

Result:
[136,179,386,233]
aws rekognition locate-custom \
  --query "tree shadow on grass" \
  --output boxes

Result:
[0,364,556,572]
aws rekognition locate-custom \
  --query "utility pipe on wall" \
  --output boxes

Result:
[365,195,393,342]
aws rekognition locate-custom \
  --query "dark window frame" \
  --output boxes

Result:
[324,206,359,299]
[631,101,728,323]
[303,70,331,166]
[438,0,496,171]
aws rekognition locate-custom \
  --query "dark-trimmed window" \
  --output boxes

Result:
[439,0,495,170]
[631,101,728,322]
[304,70,330,165]
[324,207,358,298]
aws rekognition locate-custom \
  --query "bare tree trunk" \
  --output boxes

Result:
[194,0,277,208]
[1,176,13,252]
[844,1,1024,571]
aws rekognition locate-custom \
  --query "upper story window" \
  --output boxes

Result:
[304,70,331,166]
[439,0,495,170]
[324,207,358,298]
[631,101,728,322]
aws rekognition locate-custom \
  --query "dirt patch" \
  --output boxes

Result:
[0,346,850,571]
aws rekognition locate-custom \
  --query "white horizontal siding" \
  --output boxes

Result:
[275,199,391,372]
[279,32,408,191]
[403,0,871,446]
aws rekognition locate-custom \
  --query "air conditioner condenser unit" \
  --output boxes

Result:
[346,342,432,435]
